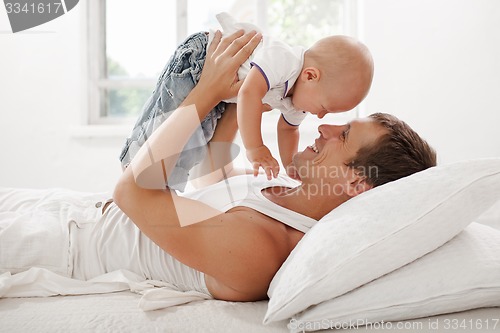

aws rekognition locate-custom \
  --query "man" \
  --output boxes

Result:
[113,30,436,303]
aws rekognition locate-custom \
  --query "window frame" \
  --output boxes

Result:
[86,0,360,126]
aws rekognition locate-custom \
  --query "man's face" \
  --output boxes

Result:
[293,117,386,186]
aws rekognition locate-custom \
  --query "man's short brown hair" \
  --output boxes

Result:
[349,113,437,187]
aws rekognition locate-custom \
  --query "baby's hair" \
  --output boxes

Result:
[305,35,374,107]
[306,35,374,87]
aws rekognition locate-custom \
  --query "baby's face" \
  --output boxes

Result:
[292,80,363,118]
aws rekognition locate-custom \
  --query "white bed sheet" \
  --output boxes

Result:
[0,292,498,332]
[1,200,499,332]
[0,292,288,333]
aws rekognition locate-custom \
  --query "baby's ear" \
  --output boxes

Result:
[301,67,321,82]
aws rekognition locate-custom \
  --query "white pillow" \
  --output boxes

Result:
[476,199,500,230]
[289,223,500,332]
[264,158,500,323]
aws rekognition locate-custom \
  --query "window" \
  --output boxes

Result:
[87,0,357,124]
[87,0,358,163]
[87,0,177,125]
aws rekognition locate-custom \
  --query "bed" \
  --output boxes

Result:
[0,294,498,332]
[1,159,500,332]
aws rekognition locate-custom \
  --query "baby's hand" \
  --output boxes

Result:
[246,145,280,180]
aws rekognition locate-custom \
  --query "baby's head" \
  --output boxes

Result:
[291,35,374,118]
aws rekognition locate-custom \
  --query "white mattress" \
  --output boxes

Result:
[0,292,498,333]
[0,292,287,332]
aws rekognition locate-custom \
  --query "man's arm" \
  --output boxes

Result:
[189,104,250,189]
[113,31,279,300]
[114,176,283,300]
[114,29,262,227]
[116,30,261,191]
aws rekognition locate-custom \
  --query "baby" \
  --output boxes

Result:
[119,13,373,190]
[212,12,374,179]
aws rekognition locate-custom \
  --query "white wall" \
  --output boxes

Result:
[0,5,122,192]
[0,1,499,192]
[360,0,500,163]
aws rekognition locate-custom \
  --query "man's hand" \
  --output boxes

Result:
[246,145,280,180]
[196,30,262,104]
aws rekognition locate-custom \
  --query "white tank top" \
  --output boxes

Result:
[73,174,316,297]
[185,174,317,233]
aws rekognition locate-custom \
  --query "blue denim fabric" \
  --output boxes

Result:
[119,32,226,191]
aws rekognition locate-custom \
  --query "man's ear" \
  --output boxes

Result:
[301,67,321,82]
[345,173,373,198]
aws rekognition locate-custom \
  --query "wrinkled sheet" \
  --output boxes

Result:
[0,187,210,311]
[0,268,210,311]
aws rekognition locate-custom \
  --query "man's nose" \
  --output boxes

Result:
[318,124,342,138]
